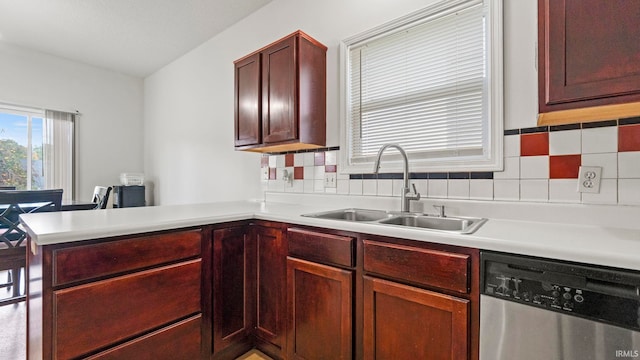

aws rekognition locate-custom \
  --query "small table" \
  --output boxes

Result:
[60,201,97,211]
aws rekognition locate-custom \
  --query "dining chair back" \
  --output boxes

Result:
[92,186,112,209]
[0,189,63,305]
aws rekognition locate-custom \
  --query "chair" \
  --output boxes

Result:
[91,186,112,209]
[0,189,62,305]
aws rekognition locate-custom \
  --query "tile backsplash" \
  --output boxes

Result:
[260,117,640,206]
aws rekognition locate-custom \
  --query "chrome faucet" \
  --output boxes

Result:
[373,144,420,212]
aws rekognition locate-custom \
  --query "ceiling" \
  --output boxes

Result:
[0,0,272,77]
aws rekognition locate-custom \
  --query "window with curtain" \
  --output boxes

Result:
[0,104,75,200]
[340,0,503,173]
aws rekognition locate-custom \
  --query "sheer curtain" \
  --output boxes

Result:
[43,110,75,202]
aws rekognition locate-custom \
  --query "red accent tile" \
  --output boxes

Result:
[269,168,276,180]
[549,154,581,179]
[619,124,640,152]
[285,154,294,167]
[325,165,337,173]
[261,155,269,167]
[520,132,549,156]
[314,152,325,166]
[294,167,304,179]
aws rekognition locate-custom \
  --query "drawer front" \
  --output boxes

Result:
[363,240,469,293]
[85,315,202,360]
[287,228,354,268]
[53,229,202,286]
[53,260,201,359]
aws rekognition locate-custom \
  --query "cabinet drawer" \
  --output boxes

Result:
[86,315,202,360]
[53,260,201,359]
[363,240,469,293]
[53,229,202,286]
[287,228,354,268]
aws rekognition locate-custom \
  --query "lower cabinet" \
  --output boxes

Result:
[212,225,254,359]
[363,276,469,360]
[254,223,287,358]
[27,228,206,359]
[286,257,353,360]
[286,227,356,360]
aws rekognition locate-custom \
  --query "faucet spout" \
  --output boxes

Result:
[373,144,420,212]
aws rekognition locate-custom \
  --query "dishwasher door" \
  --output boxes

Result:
[480,295,640,360]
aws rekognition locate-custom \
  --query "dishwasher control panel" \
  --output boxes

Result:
[481,251,640,331]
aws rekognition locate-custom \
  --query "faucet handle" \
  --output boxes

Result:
[407,183,421,200]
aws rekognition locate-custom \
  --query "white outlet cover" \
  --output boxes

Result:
[577,166,602,193]
[324,173,337,188]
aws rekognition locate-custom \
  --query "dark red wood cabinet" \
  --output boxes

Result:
[538,0,640,113]
[286,228,355,360]
[362,238,479,360]
[254,223,287,359]
[234,30,327,153]
[27,228,208,360]
[212,225,254,359]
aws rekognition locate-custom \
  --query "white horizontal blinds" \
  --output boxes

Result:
[349,1,486,164]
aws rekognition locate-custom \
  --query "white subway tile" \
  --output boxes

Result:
[303,152,315,166]
[520,156,549,179]
[325,151,337,165]
[392,179,404,197]
[520,179,549,202]
[349,179,363,195]
[581,179,617,204]
[447,180,470,199]
[504,135,521,157]
[294,153,305,166]
[268,155,277,168]
[549,130,581,155]
[275,154,285,168]
[618,151,640,178]
[303,180,314,193]
[377,180,393,196]
[336,179,349,195]
[427,179,448,198]
[493,179,519,201]
[314,166,325,180]
[494,157,520,179]
[268,179,285,192]
[289,180,304,193]
[581,153,618,179]
[470,180,494,200]
[549,179,581,203]
[314,179,324,192]
[582,127,617,154]
[619,179,640,205]
[303,166,314,180]
[363,179,377,196]
[413,179,428,198]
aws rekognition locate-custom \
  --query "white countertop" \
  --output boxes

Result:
[20,198,640,271]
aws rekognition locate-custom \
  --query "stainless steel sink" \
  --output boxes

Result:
[301,208,487,234]
[378,214,486,234]
[301,208,393,222]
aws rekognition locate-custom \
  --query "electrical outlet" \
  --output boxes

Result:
[261,167,269,181]
[577,166,602,193]
[324,173,337,188]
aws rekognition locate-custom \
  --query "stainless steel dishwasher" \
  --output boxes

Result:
[480,251,640,360]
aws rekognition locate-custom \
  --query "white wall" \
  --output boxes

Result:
[0,43,144,201]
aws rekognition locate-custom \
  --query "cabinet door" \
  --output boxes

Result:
[262,35,297,144]
[234,53,261,147]
[539,0,640,112]
[212,226,254,357]
[287,257,352,360]
[254,225,286,355]
[363,276,469,360]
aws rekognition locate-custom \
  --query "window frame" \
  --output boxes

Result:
[339,0,504,174]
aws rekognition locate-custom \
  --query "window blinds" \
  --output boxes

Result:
[348,1,486,164]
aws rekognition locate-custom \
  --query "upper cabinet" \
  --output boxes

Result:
[538,0,640,125]
[234,31,327,152]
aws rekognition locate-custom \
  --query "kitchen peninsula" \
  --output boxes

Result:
[22,197,640,359]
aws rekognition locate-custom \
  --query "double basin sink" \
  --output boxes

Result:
[302,208,486,235]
